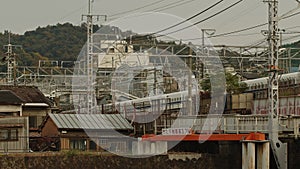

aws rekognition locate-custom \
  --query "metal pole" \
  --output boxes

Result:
[4,32,22,86]
[86,0,94,114]
[188,47,193,115]
[265,0,287,168]
[82,0,107,114]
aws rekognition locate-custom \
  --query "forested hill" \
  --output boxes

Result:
[0,23,99,66]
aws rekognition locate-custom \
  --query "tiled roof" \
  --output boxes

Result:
[0,90,24,105]
[49,113,133,130]
[0,85,51,105]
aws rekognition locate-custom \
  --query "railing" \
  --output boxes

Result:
[175,114,300,138]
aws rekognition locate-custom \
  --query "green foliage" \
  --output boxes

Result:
[63,149,79,157]
[201,72,248,94]
[0,23,90,66]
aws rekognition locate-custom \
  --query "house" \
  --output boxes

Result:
[0,85,52,129]
[41,113,133,152]
[0,116,29,153]
[0,90,24,117]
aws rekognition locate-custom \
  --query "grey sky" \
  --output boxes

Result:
[0,0,300,46]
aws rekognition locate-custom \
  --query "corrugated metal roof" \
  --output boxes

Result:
[49,113,133,130]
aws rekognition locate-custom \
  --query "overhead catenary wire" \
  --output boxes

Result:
[108,0,198,21]
[148,0,197,12]
[146,0,224,37]
[108,0,167,18]
[281,34,300,43]
[214,31,300,58]
[129,0,242,42]
[104,0,300,53]
[182,9,300,42]
[54,5,87,23]
[155,0,244,38]
[283,25,300,30]
[211,23,267,38]
[226,30,300,53]
[212,9,300,38]
[121,0,224,43]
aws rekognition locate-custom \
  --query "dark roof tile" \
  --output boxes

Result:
[0,90,24,105]
[0,85,51,105]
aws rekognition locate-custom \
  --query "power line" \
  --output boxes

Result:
[125,0,241,42]
[151,0,224,36]
[122,0,224,42]
[231,38,267,54]
[282,10,300,20]
[281,34,300,43]
[216,2,261,29]
[55,5,87,23]
[183,10,300,42]
[108,0,197,21]
[211,9,300,38]
[149,0,197,12]
[114,0,299,48]
[284,25,300,30]
[109,0,167,18]
[211,23,267,38]
[178,4,300,42]
[155,0,243,38]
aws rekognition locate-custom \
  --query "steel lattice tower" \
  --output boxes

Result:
[82,0,106,114]
[266,0,287,168]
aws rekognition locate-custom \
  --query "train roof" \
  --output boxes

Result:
[242,72,300,88]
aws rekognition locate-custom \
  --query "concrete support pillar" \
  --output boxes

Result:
[151,142,156,154]
[156,141,168,154]
[242,141,269,169]
[242,142,255,169]
[132,141,138,155]
[144,141,150,154]
[257,142,270,169]
[132,140,168,155]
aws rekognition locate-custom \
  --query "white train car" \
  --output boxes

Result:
[100,90,199,115]
[244,72,300,91]
[242,72,300,116]
[253,96,300,116]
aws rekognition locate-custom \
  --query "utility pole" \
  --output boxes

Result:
[3,32,22,86]
[201,29,216,54]
[199,29,215,79]
[265,0,287,168]
[81,0,107,114]
[188,45,193,115]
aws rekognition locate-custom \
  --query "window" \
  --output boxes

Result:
[0,128,18,141]
[99,139,107,145]
[69,139,86,150]
[89,140,97,150]
[29,116,37,128]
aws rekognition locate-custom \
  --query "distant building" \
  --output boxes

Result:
[40,113,133,152]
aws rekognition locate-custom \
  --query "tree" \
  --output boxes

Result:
[201,72,248,94]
